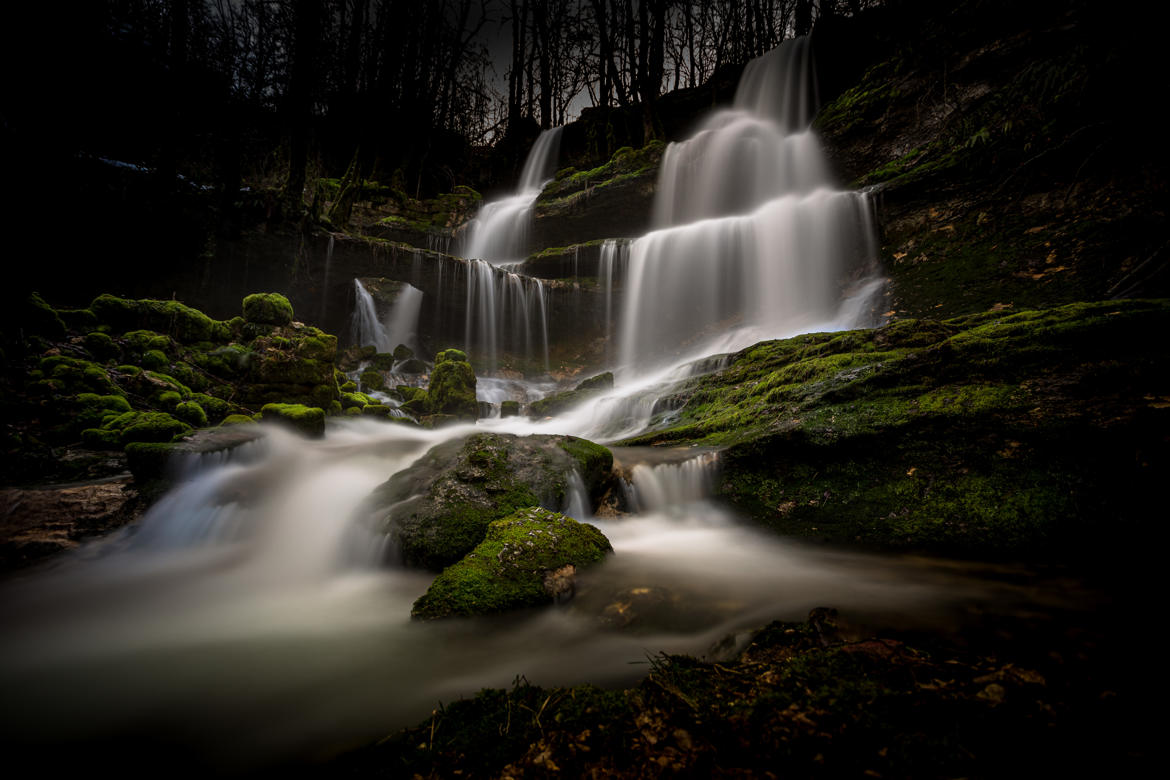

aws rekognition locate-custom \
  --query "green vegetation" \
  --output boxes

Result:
[259,403,326,437]
[242,293,295,326]
[612,300,1167,556]
[411,507,612,620]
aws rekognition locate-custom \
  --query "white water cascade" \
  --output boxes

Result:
[618,36,882,371]
[458,127,563,264]
[350,279,424,354]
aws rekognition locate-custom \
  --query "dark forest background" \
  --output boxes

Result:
[1,1,879,209]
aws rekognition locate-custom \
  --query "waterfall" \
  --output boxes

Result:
[459,127,563,264]
[385,285,424,354]
[350,279,425,354]
[350,279,389,351]
[628,452,720,513]
[462,260,550,374]
[617,36,881,372]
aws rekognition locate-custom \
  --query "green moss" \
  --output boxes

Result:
[359,370,385,392]
[259,403,326,437]
[435,348,469,365]
[370,352,397,371]
[500,400,521,417]
[174,400,208,427]
[427,355,477,419]
[557,436,613,499]
[141,349,169,370]
[529,372,614,418]
[339,380,357,393]
[220,414,255,426]
[82,331,120,361]
[25,292,67,340]
[242,293,294,326]
[411,507,612,620]
[95,411,191,445]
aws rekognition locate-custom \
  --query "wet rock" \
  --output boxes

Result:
[528,371,614,418]
[365,432,613,570]
[0,477,140,572]
[410,507,611,620]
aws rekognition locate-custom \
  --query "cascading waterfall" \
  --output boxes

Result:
[458,127,563,264]
[617,36,881,371]
[453,128,562,374]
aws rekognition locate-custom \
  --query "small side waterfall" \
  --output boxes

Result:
[350,279,425,354]
[628,452,720,513]
[459,127,563,265]
[384,285,424,354]
[350,279,389,351]
[616,36,881,371]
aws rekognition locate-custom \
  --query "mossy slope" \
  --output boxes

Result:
[619,300,1169,556]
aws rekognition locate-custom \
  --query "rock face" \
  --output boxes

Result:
[366,432,614,570]
[410,507,612,620]
[618,300,1170,557]
[529,372,615,418]
[0,478,140,571]
[531,142,664,250]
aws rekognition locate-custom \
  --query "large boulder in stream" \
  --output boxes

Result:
[411,507,612,620]
[366,432,614,570]
[426,348,478,420]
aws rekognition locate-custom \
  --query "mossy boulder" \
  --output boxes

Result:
[242,293,294,326]
[617,300,1170,557]
[90,295,229,343]
[174,401,208,427]
[259,403,326,437]
[529,372,614,418]
[366,432,615,570]
[501,400,521,417]
[427,351,477,419]
[411,507,612,620]
[360,370,386,392]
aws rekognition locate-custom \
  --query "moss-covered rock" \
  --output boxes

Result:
[242,293,294,326]
[359,370,386,392]
[219,414,255,426]
[500,400,521,417]
[411,507,612,620]
[427,351,477,419]
[259,403,326,437]
[529,372,614,418]
[91,295,229,343]
[616,300,1170,557]
[173,400,208,427]
[366,432,615,570]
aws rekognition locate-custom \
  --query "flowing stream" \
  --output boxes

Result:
[0,39,1077,773]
